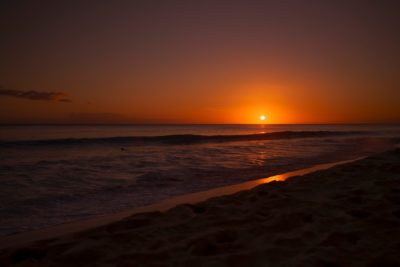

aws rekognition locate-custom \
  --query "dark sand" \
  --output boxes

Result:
[1,149,400,266]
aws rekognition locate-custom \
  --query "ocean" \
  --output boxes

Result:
[0,124,399,236]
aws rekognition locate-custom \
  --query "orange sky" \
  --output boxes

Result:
[1,1,399,124]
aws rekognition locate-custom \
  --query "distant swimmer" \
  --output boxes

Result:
[120,147,127,152]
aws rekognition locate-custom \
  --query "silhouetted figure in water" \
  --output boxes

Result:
[120,147,127,152]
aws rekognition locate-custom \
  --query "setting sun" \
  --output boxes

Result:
[1,2,400,266]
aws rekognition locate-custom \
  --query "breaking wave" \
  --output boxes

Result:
[0,130,366,146]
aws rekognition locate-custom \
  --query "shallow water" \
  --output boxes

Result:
[0,124,399,236]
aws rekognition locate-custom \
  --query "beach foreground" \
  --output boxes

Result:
[1,149,400,266]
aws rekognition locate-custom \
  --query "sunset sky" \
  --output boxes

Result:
[1,0,399,124]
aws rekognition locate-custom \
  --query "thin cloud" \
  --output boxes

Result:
[0,88,72,102]
[68,112,130,123]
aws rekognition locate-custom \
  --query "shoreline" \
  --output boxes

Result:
[0,158,360,250]
[2,149,400,266]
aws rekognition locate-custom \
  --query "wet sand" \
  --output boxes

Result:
[1,149,400,266]
[0,158,357,250]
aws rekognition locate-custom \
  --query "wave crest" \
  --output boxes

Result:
[0,131,366,146]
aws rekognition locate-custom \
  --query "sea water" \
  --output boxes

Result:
[0,124,399,236]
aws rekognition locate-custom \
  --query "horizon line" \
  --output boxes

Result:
[1,122,400,126]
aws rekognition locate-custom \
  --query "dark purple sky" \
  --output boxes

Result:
[1,0,399,123]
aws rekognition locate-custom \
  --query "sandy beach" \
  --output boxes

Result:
[2,0,400,265]
[1,149,400,266]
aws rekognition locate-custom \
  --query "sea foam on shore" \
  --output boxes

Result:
[2,126,397,237]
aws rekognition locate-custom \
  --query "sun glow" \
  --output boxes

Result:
[259,115,266,121]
